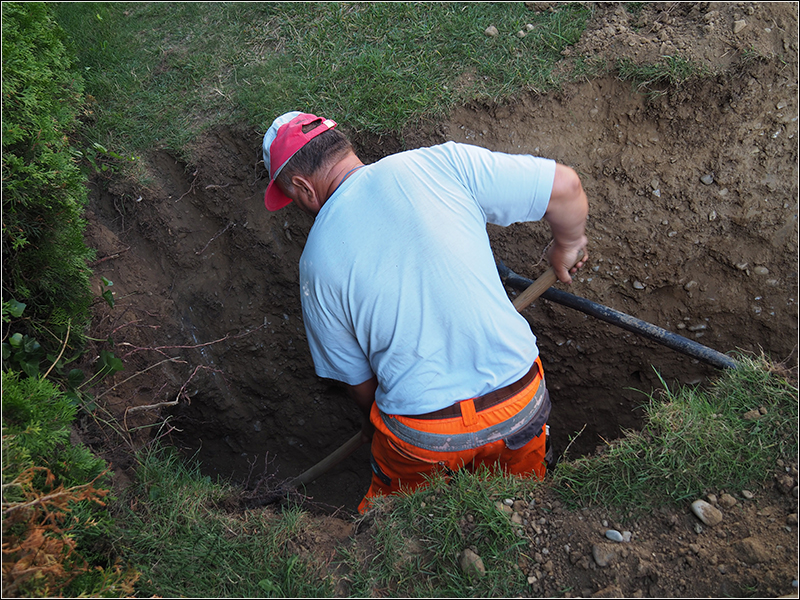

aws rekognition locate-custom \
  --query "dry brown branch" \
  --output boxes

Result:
[122,363,219,432]
[1,468,137,597]
[88,246,130,267]
[110,318,159,337]
[175,169,199,201]
[2,480,107,515]
[531,239,554,269]
[93,357,185,401]
[173,363,222,403]
[116,324,263,359]
[124,396,177,414]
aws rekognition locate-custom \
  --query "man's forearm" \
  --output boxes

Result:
[544,164,589,283]
[347,376,378,443]
[347,376,378,417]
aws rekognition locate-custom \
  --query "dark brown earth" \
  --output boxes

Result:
[76,2,798,597]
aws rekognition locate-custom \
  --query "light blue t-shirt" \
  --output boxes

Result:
[299,141,556,415]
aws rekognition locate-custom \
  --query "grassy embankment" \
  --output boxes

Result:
[3,2,793,597]
[54,2,595,156]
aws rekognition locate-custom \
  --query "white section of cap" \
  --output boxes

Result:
[262,111,302,175]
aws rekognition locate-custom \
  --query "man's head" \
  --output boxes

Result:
[262,111,353,211]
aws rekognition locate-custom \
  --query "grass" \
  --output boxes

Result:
[616,54,710,93]
[341,467,530,597]
[114,445,334,598]
[53,2,591,160]
[553,353,798,511]
[115,445,539,597]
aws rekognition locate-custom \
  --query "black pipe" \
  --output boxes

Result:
[497,262,739,370]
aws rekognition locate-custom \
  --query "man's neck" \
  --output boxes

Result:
[322,153,364,203]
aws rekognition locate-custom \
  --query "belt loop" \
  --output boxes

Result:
[459,398,478,427]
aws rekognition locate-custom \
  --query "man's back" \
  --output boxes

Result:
[299,142,556,415]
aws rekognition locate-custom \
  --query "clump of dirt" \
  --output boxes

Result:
[79,2,798,597]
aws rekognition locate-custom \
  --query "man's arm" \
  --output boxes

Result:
[347,376,378,443]
[544,164,589,284]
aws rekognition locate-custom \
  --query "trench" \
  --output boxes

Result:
[86,70,798,513]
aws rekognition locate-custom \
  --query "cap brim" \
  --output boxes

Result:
[264,179,293,211]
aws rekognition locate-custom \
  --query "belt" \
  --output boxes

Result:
[380,373,548,452]
[411,359,541,421]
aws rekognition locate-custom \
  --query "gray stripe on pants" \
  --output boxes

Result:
[379,383,547,452]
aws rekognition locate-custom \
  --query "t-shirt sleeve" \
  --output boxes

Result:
[442,142,557,226]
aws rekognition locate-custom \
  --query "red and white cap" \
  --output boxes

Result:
[262,111,338,211]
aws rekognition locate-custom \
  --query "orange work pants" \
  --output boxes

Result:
[358,357,549,513]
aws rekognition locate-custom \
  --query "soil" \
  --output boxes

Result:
[77,2,798,597]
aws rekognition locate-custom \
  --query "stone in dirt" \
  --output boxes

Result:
[743,408,763,421]
[459,548,486,577]
[776,475,796,495]
[495,501,513,516]
[592,543,617,567]
[691,500,723,527]
[736,537,771,565]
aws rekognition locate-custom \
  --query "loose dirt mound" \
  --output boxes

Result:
[80,2,798,597]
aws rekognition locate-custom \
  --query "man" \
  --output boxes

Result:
[262,111,588,513]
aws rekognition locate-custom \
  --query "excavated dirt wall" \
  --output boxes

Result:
[85,56,797,510]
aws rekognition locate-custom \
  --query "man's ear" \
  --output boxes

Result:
[291,173,321,212]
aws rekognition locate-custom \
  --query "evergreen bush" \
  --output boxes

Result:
[0,7,132,596]
[2,370,106,493]
[2,1,93,361]
[1,371,127,598]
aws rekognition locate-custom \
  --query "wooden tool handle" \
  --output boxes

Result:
[512,266,559,312]
[287,431,364,489]
[512,253,583,312]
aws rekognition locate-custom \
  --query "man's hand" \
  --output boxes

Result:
[548,241,589,284]
[543,164,589,284]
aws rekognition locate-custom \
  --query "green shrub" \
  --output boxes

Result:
[1,370,106,490]
[2,2,93,360]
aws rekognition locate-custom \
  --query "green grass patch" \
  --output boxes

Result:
[616,54,709,93]
[342,466,533,597]
[116,445,334,598]
[53,2,591,160]
[102,356,797,597]
[553,354,798,511]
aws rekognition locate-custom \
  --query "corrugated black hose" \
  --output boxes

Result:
[497,261,739,371]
